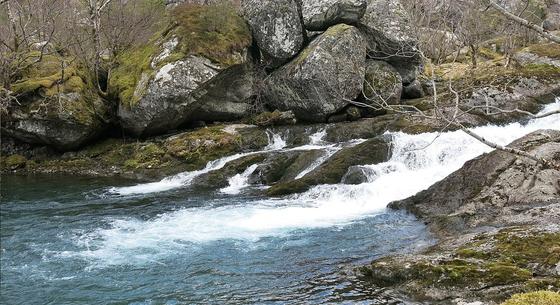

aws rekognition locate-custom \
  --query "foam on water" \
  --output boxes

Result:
[72,102,559,265]
[108,130,288,196]
[220,164,259,195]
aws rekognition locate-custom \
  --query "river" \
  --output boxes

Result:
[1,101,558,304]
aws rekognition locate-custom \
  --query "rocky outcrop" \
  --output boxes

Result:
[301,0,367,31]
[359,130,560,304]
[359,0,421,84]
[390,129,560,235]
[1,54,109,151]
[1,124,271,180]
[514,43,560,68]
[264,24,367,122]
[241,0,304,67]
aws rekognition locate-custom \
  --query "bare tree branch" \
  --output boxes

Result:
[486,0,560,44]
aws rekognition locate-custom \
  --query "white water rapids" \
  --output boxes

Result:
[81,101,558,264]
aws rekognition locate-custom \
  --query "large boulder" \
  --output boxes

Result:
[360,60,402,108]
[117,56,220,136]
[264,24,367,122]
[241,0,305,67]
[112,2,252,136]
[190,64,255,122]
[359,0,422,84]
[1,54,109,151]
[301,0,368,31]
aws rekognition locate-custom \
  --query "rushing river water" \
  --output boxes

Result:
[1,101,559,304]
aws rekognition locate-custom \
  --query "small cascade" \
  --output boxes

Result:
[84,102,559,253]
[108,130,288,196]
[264,130,287,150]
[220,164,259,195]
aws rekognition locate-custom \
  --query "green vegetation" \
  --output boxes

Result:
[110,1,251,107]
[364,227,560,301]
[109,43,158,107]
[3,155,27,170]
[501,291,560,305]
[172,2,251,66]
[11,53,88,96]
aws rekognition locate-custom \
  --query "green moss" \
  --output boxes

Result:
[11,54,88,97]
[3,154,27,170]
[163,125,242,170]
[171,2,251,66]
[110,43,158,107]
[525,43,560,59]
[501,291,560,305]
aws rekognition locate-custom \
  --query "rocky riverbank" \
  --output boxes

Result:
[360,129,560,304]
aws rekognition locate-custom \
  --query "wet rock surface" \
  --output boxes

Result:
[359,129,560,304]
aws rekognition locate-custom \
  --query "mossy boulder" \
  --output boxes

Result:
[264,24,367,122]
[2,154,27,170]
[301,0,367,31]
[111,2,253,136]
[2,53,109,150]
[267,137,389,196]
[358,0,422,83]
[360,60,402,114]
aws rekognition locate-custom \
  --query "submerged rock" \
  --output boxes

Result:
[301,0,367,31]
[264,24,367,122]
[241,0,304,67]
[267,137,390,195]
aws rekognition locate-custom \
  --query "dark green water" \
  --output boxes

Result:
[1,175,431,304]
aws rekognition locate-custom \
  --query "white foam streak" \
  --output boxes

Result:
[108,130,288,196]
[220,164,259,195]
[75,101,559,265]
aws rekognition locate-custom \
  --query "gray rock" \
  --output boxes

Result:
[544,3,560,30]
[267,137,390,195]
[118,56,220,137]
[191,64,255,122]
[301,0,367,31]
[342,165,372,184]
[241,0,305,67]
[402,79,425,99]
[2,93,109,151]
[358,0,422,80]
[264,24,367,122]
[390,129,560,234]
[514,48,560,68]
[464,78,560,124]
[361,60,402,107]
